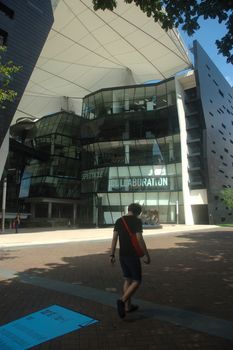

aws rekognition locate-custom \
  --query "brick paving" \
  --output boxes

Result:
[0,226,233,349]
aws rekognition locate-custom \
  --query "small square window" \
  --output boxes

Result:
[0,2,14,18]
[0,28,8,45]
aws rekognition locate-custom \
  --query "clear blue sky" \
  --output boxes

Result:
[180,18,233,87]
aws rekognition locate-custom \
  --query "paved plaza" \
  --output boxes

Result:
[0,225,233,349]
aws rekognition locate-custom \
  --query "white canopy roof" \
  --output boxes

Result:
[14,0,192,123]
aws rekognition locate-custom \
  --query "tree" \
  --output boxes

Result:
[221,188,233,209]
[92,0,233,64]
[0,46,21,109]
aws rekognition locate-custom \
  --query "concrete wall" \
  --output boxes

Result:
[0,131,9,180]
[0,0,54,149]
[194,40,233,223]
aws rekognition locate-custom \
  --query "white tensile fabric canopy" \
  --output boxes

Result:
[14,0,192,123]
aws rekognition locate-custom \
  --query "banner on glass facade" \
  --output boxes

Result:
[109,176,169,191]
[81,168,105,180]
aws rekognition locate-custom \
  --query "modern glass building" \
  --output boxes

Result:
[18,112,82,226]
[80,78,184,225]
[3,40,232,228]
[1,1,233,228]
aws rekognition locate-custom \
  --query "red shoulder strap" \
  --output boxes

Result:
[121,216,144,257]
[121,217,133,238]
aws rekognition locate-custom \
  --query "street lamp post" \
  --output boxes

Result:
[1,177,7,233]
[176,200,179,225]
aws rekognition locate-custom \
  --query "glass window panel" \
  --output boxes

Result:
[128,166,141,176]
[124,88,134,101]
[102,90,112,103]
[88,95,96,119]
[101,193,109,205]
[145,85,157,111]
[156,83,166,97]
[94,92,103,105]
[112,101,123,114]
[104,101,113,115]
[95,92,106,118]
[82,99,88,117]
[145,85,156,99]
[138,166,151,176]
[105,192,121,205]
[104,212,120,224]
[133,193,146,205]
[120,193,134,206]
[169,191,179,204]
[166,80,176,106]
[118,167,130,177]
[124,88,135,111]
[158,192,170,205]
[175,163,182,174]
[112,89,124,113]
[178,191,184,204]
[134,87,145,100]
[130,143,154,165]
[156,95,168,108]
[175,175,182,189]
[166,164,176,174]
[112,89,124,102]
[139,165,167,176]
[109,167,118,177]
[132,87,146,111]
[166,79,175,93]
[145,193,158,206]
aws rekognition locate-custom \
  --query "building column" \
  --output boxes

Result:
[48,202,52,219]
[50,135,55,176]
[1,177,7,233]
[31,203,35,218]
[124,143,130,164]
[93,195,97,227]
[95,152,99,165]
[0,131,9,181]
[73,203,77,225]
[175,75,194,225]
[169,140,174,162]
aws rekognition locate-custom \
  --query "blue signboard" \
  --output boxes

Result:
[19,171,31,198]
[0,305,98,349]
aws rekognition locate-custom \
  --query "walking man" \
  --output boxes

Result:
[110,203,151,318]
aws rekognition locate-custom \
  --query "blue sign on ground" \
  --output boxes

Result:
[0,305,98,350]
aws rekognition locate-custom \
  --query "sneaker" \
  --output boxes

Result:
[117,299,125,318]
[126,304,139,313]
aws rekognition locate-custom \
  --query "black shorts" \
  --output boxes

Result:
[119,256,142,282]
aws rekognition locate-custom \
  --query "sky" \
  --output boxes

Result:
[180,18,233,87]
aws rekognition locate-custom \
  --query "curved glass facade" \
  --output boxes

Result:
[20,112,81,201]
[81,79,185,225]
[15,80,185,225]
[82,79,176,120]
[5,41,233,227]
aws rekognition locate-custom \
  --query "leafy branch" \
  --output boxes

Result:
[0,46,22,109]
[221,188,233,209]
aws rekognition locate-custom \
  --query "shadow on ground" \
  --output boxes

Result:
[0,228,233,349]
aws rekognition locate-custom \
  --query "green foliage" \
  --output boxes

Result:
[92,0,233,64]
[221,188,233,209]
[0,46,22,109]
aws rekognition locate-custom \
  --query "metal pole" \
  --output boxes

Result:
[176,200,179,225]
[95,195,98,228]
[1,177,7,233]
